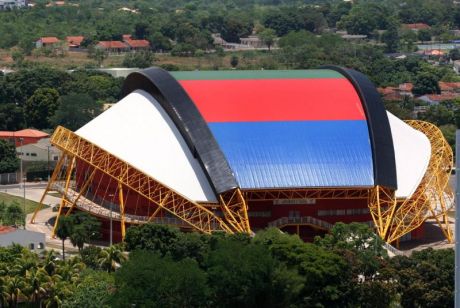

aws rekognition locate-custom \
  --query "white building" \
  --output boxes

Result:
[0,0,27,10]
[0,226,45,252]
[16,138,61,162]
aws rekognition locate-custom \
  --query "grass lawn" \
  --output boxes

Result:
[0,192,47,214]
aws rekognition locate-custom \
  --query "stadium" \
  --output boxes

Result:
[31,67,454,245]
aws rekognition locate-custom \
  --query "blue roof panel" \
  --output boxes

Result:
[208,120,374,189]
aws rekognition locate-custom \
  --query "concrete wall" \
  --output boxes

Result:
[0,229,46,253]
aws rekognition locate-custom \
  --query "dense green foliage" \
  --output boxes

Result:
[0,140,19,173]
[0,223,454,307]
[0,200,25,227]
[0,67,122,131]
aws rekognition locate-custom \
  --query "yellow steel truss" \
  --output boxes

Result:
[32,126,234,238]
[31,119,452,244]
[368,120,454,243]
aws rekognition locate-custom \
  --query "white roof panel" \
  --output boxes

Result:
[387,112,431,198]
[76,90,217,203]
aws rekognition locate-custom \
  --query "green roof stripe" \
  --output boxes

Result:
[170,69,344,80]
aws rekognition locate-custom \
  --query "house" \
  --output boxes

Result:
[66,36,85,48]
[0,0,26,10]
[402,23,431,32]
[398,83,414,96]
[439,81,460,92]
[417,92,460,105]
[35,37,60,48]
[123,36,150,51]
[0,129,49,147]
[0,226,46,252]
[377,87,403,101]
[16,138,60,162]
[240,35,264,48]
[96,41,129,53]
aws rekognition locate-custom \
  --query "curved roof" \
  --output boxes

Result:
[76,90,217,202]
[121,67,398,194]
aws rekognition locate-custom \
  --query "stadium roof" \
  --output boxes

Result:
[77,67,431,202]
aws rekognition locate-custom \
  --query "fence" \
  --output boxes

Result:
[0,172,18,185]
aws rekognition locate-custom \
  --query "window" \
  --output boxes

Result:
[26,153,30,156]
[29,243,34,250]
[30,153,37,157]
[38,242,44,249]
[318,208,370,217]
[53,156,58,161]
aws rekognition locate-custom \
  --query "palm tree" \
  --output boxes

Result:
[41,250,58,276]
[98,245,127,272]
[55,216,73,261]
[5,275,26,308]
[24,267,51,306]
[0,276,9,308]
[54,257,85,285]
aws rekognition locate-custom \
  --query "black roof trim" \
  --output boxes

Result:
[322,66,397,190]
[121,67,238,195]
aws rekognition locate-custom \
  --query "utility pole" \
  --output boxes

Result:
[19,137,25,218]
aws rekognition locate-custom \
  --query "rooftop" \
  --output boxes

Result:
[0,226,15,234]
[38,37,60,44]
[0,129,49,138]
[97,41,128,49]
[124,39,150,48]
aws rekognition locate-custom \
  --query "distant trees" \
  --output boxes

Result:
[412,71,441,96]
[24,88,60,129]
[0,139,19,173]
[0,201,25,227]
[122,51,155,68]
[259,28,277,51]
[51,93,102,131]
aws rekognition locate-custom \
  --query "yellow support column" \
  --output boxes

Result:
[30,154,66,223]
[52,156,75,237]
[65,169,96,217]
[118,181,126,241]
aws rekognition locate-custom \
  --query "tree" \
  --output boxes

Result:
[3,202,25,227]
[382,21,400,53]
[24,88,60,129]
[98,245,127,273]
[259,28,277,51]
[0,140,19,174]
[122,51,154,68]
[449,48,460,61]
[11,50,25,67]
[88,46,108,67]
[418,29,432,42]
[55,216,73,261]
[230,55,239,68]
[62,270,114,308]
[51,93,102,131]
[412,72,441,95]
[112,251,209,307]
[125,224,181,254]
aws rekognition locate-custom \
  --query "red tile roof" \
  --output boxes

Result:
[97,41,128,49]
[377,87,398,95]
[439,82,460,91]
[426,93,460,102]
[66,36,84,47]
[402,23,431,30]
[125,39,150,48]
[39,37,60,44]
[0,226,15,234]
[0,129,49,138]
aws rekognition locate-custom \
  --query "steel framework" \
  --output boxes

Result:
[368,120,454,243]
[31,120,453,244]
